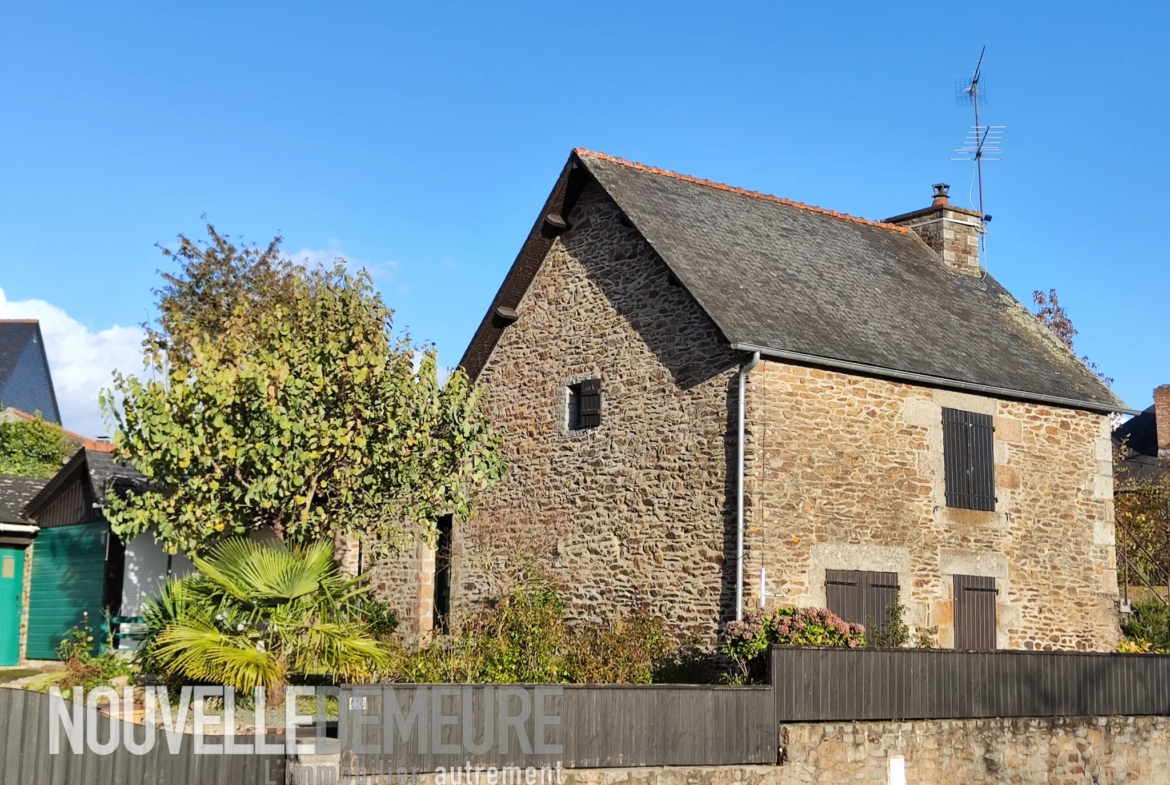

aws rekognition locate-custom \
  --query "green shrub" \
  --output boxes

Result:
[56,614,133,696]
[563,611,670,685]
[361,599,400,641]
[1122,599,1170,651]
[0,414,69,477]
[378,587,683,684]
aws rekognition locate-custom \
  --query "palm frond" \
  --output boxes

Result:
[142,536,381,692]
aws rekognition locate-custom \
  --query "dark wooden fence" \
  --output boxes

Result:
[341,684,777,770]
[0,688,286,785]
[773,647,1170,722]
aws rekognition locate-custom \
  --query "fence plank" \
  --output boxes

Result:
[342,684,775,770]
[772,647,1170,722]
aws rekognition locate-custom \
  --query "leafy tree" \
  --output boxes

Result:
[148,225,300,367]
[0,414,69,477]
[1032,288,1112,386]
[102,228,504,555]
[1114,443,1170,592]
[138,537,388,701]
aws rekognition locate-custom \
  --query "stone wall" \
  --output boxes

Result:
[744,361,1119,651]
[18,541,32,662]
[779,716,1170,784]
[452,181,742,642]
[325,716,1170,785]
[364,536,436,643]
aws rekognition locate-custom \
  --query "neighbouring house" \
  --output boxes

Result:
[0,473,48,666]
[0,408,153,663]
[1113,385,1170,484]
[0,320,61,423]
[369,149,1129,653]
[16,446,193,661]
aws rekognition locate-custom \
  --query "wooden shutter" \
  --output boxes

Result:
[580,378,602,428]
[943,408,996,511]
[825,570,899,635]
[954,574,997,650]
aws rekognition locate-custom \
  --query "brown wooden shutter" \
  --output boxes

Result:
[825,570,862,625]
[825,570,899,636]
[580,378,602,428]
[943,408,996,511]
[953,574,997,650]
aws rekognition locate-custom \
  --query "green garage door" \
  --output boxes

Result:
[26,523,108,659]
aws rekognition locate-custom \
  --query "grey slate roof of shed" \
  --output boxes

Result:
[0,473,48,523]
[461,150,1125,413]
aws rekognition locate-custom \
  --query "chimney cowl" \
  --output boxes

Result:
[932,183,951,207]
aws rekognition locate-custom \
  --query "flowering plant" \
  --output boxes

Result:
[720,606,865,683]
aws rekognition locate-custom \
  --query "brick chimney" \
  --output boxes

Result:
[1155,385,1170,462]
[886,184,984,275]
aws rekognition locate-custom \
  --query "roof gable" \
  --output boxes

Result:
[461,150,1127,414]
[0,321,60,422]
[22,447,146,521]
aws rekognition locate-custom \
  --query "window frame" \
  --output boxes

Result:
[563,377,602,432]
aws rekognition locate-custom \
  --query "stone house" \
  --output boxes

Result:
[1113,384,1170,484]
[370,149,1130,652]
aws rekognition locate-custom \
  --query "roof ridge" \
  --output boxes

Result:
[574,149,909,234]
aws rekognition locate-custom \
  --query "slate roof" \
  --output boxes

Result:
[0,320,60,422]
[0,473,48,523]
[461,150,1127,414]
[86,449,147,497]
[1113,406,1166,483]
[0,321,38,391]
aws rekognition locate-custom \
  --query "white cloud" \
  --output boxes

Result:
[0,288,145,438]
[285,243,399,280]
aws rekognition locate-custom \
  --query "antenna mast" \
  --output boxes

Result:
[953,47,1006,254]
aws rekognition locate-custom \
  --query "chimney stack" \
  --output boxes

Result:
[1155,385,1170,462]
[886,184,984,276]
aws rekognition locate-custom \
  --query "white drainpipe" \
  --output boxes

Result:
[736,350,761,621]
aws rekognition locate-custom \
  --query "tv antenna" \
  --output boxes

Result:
[951,46,1006,252]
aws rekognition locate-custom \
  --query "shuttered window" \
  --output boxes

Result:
[953,574,997,650]
[825,570,899,636]
[942,408,996,511]
[568,379,602,430]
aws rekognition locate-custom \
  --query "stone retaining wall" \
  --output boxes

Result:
[321,716,1170,785]
[779,716,1170,784]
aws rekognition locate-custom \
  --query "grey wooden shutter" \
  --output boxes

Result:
[954,574,997,650]
[943,408,996,511]
[825,570,899,636]
[580,379,602,428]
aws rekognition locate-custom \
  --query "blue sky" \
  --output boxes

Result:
[0,1,1166,435]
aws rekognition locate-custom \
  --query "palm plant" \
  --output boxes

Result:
[138,538,388,702]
